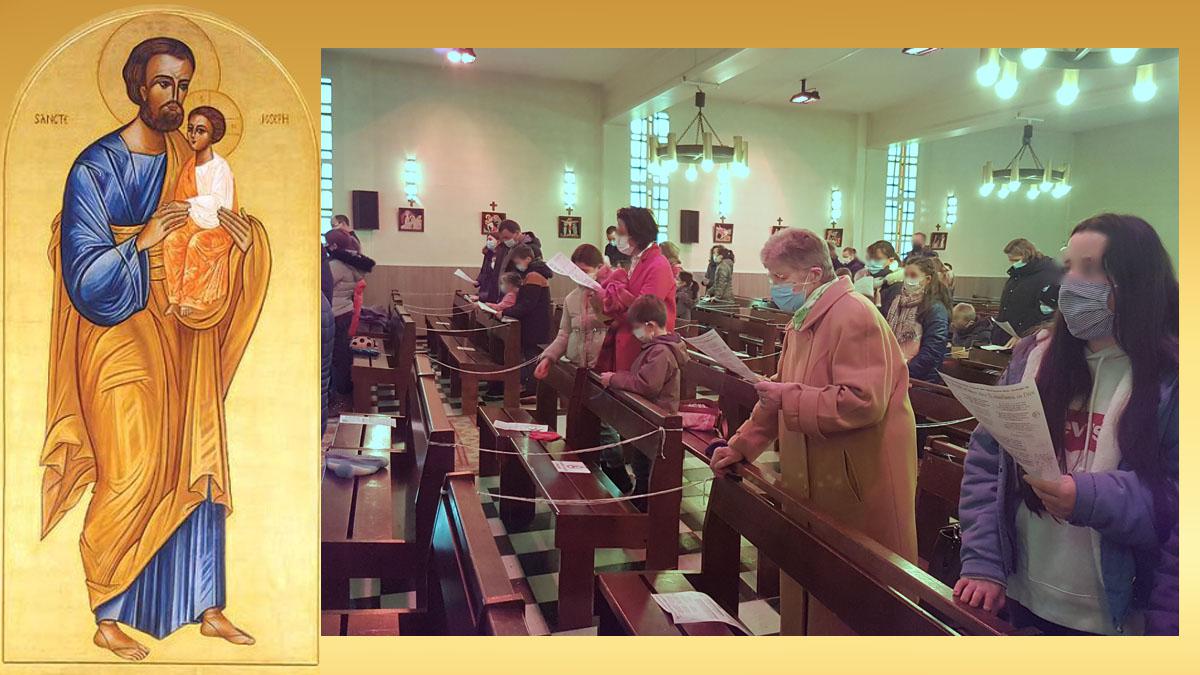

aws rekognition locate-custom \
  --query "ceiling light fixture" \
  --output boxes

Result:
[1020,48,1048,69]
[446,48,476,64]
[789,79,821,104]
[1133,63,1157,102]
[976,48,1001,86]
[978,120,1072,202]
[901,48,941,56]
[1056,69,1080,106]
[979,49,1176,105]
[651,87,749,179]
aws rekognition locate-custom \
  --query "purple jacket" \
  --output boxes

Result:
[958,334,1179,633]
[1144,522,1179,635]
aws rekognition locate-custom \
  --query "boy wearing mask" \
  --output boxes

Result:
[499,244,554,396]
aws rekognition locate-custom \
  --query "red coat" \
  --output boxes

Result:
[599,243,677,370]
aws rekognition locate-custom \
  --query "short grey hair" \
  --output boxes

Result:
[760,228,833,278]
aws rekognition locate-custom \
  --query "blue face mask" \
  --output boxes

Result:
[485,239,497,250]
[1011,260,1026,269]
[866,260,885,274]
[771,282,806,314]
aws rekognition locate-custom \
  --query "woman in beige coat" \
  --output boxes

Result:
[711,228,917,635]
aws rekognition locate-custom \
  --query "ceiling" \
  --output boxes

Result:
[326,48,667,85]
[328,48,1179,137]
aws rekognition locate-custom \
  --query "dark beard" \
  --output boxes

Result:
[139,101,184,132]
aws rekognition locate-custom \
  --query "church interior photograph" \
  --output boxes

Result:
[317,47,1179,637]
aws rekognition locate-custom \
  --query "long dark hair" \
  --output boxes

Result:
[1026,214,1178,518]
[905,257,951,317]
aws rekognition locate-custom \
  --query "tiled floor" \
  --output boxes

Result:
[339,359,782,635]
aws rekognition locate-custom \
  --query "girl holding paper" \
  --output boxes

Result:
[956,214,1178,635]
[535,244,609,375]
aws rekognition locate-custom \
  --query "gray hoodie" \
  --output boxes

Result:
[608,333,690,413]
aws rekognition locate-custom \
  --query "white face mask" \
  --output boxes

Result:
[616,234,635,255]
[904,275,924,288]
[839,255,852,264]
[632,325,652,342]
[712,254,722,263]
[504,238,518,247]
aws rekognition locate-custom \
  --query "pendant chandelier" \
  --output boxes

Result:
[975,48,1176,104]
[650,88,749,180]
[978,122,1072,201]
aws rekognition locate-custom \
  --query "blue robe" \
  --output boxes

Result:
[62,128,225,639]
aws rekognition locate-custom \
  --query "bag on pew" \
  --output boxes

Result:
[928,524,962,587]
[678,398,724,434]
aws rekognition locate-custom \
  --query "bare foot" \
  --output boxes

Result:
[199,608,255,645]
[93,621,149,661]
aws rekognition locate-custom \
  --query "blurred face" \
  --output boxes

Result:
[951,310,973,331]
[498,228,519,245]
[334,218,351,232]
[842,248,853,259]
[576,262,597,277]
[904,265,928,290]
[607,229,616,243]
[631,320,662,342]
[1063,230,1112,292]
[186,113,212,152]
[512,255,533,271]
[1008,253,1025,265]
[912,234,926,248]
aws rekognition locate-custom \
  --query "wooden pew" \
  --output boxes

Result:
[940,357,1002,385]
[351,306,416,414]
[598,461,1024,636]
[321,354,456,622]
[915,437,968,567]
[427,472,530,635]
[423,291,522,418]
[475,361,684,630]
[909,378,976,446]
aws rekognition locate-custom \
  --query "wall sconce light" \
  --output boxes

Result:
[562,168,578,214]
[945,194,958,228]
[829,187,843,224]
[403,156,421,206]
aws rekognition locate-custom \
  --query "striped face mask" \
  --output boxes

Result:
[1058,277,1114,340]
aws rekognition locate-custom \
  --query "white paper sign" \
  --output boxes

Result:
[545,251,602,291]
[453,268,476,284]
[552,460,591,474]
[494,420,549,433]
[684,329,764,382]
[339,414,397,428]
[978,344,1009,352]
[652,592,745,632]
[477,301,499,315]
[940,373,1062,481]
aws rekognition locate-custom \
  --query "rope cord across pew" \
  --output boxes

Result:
[425,353,543,374]
[478,477,714,506]
[429,426,665,457]
[914,416,976,429]
[425,323,514,334]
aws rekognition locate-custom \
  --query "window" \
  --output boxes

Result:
[884,140,919,253]
[630,112,670,241]
[320,77,333,234]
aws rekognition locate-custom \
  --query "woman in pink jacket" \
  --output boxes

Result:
[710,227,918,635]
[598,207,677,371]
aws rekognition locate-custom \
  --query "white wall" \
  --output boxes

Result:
[878,116,1179,278]
[604,100,863,275]
[323,51,605,266]
[1067,115,1179,264]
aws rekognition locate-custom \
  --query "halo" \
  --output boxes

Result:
[184,90,244,157]
[96,13,221,123]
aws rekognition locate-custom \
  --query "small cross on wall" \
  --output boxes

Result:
[489,201,498,211]
[777,217,783,227]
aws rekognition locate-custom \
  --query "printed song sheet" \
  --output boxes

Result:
[494,420,550,433]
[339,414,397,428]
[453,268,476,284]
[685,330,764,382]
[551,460,591,474]
[546,251,602,291]
[652,592,746,632]
[940,373,1062,480]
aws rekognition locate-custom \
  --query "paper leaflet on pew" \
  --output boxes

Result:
[545,251,602,292]
[453,268,476,285]
[683,329,766,382]
[651,592,748,632]
[338,414,397,428]
[939,373,1061,481]
[494,420,550,433]
[551,460,591,474]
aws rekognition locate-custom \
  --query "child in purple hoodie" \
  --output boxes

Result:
[599,294,689,500]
